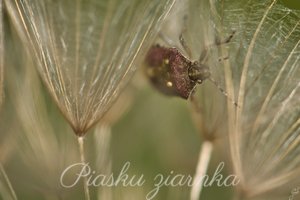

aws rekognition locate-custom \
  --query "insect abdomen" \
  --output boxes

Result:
[145,45,196,99]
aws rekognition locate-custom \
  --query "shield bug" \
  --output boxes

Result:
[145,45,210,99]
[145,31,236,101]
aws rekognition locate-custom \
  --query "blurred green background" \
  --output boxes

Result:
[281,0,300,9]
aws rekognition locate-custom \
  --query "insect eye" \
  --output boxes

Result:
[188,64,210,82]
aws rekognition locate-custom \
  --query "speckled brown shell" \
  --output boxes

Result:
[145,45,196,99]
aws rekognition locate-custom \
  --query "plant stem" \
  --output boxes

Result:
[0,163,18,200]
[190,141,213,200]
[78,136,91,200]
[94,125,112,200]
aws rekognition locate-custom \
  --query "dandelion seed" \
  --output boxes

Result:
[5,1,177,199]
[4,0,176,136]
[184,0,300,199]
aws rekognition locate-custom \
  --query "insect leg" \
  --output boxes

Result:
[206,77,238,107]
[158,32,177,47]
[199,31,236,64]
[218,56,229,62]
[215,30,236,45]
[179,15,192,58]
[199,47,210,64]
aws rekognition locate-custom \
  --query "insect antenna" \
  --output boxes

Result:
[204,77,238,107]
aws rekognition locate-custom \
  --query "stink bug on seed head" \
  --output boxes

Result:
[144,30,237,106]
[145,45,210,99]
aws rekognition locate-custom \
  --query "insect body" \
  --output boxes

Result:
[145,44,210,99]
